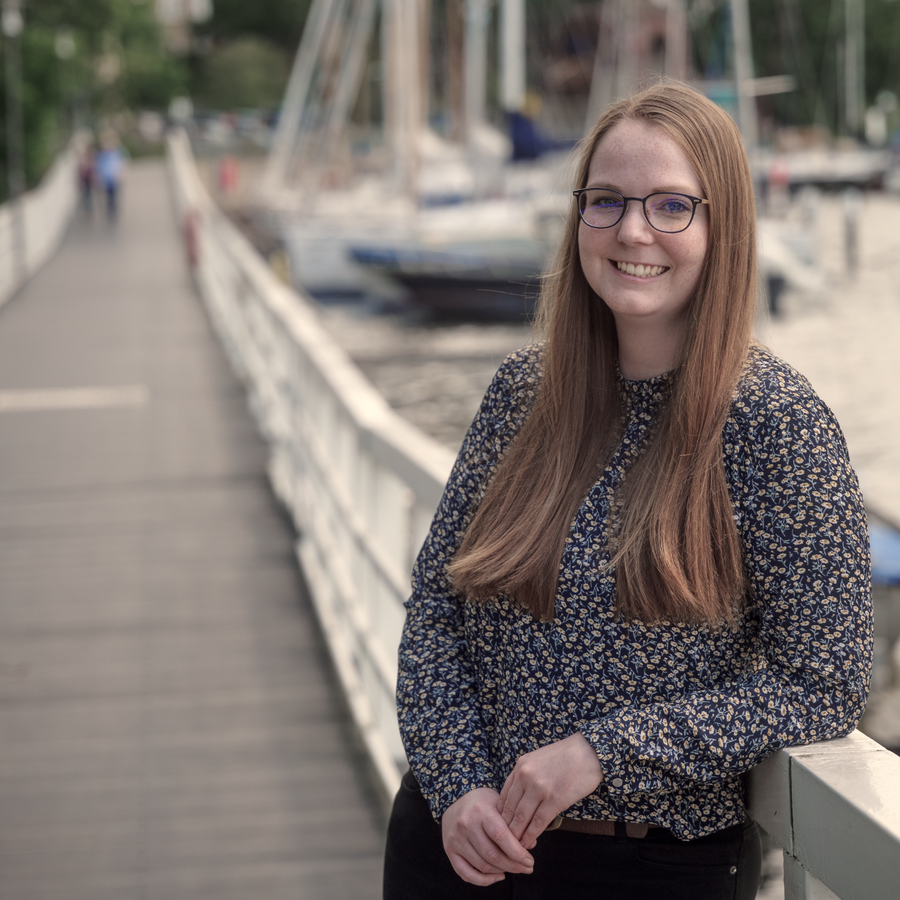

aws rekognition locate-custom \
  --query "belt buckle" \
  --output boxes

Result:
[546,815,563,831]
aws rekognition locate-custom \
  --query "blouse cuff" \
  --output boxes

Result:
[577,718,672,797]
[413,750,497,822]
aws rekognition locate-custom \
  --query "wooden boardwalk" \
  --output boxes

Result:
[0,161,386,900]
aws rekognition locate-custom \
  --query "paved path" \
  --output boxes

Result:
[0,161,385,900]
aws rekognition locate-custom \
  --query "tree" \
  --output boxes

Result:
[193,36,289,110]
[690,0,900,137]
[193,0,312,54]
[0,0,187,196]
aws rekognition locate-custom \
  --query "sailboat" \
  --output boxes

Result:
[260,0,715,317]
[259,0,846,315]
[256,0,554,308]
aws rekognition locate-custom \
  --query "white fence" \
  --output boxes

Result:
[0,141,79,308]
[165,130,900,900]
[166,129,455,801]
[747,730,900,900]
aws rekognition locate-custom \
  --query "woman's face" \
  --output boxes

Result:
[578,119,709,340]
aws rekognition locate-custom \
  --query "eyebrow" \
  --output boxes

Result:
[583,181,703,196]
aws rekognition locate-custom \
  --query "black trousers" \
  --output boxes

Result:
[383,770,761,900]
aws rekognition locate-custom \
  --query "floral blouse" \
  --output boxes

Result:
[396,343,873,840]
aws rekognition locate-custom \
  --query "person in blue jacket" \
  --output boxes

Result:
[94,132,125,220]
[383,82,872,900]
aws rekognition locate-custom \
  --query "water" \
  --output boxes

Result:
[316,301,533,450]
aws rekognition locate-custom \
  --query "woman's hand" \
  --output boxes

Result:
[498,733,604,850]
[441,787,536,886]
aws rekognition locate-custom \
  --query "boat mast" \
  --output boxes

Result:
[729,0,758,157]
[464,0,488,139]
[616,0,639,100]
[845,0,865,138]
[464,0,490,197]
[384,0,425,206]
[500,0,526,115]
[260,0,336,200]
[664,0,688,83]
[446,0,465,141]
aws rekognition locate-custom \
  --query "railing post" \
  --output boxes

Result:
[784,855,841,900]
[748,731,900,900]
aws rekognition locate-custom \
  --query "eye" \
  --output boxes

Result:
[588,192,623,210]
[650,194,693,217]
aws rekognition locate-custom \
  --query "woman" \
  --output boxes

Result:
[383,82,872,899]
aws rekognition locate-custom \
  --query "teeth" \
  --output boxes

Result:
[617,261,665,277]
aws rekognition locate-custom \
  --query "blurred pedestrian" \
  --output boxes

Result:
[77,140,95,214]
[95,132,125,220]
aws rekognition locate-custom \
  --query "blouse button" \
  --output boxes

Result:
[730,867,738,875]
[611,778,623,788]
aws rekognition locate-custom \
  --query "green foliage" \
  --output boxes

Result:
[195,0,311,53]
[193,36,289,110]
[0,0,186,196]
[863,0,900,113]
[689,0,900,135]
[20,27,65,186]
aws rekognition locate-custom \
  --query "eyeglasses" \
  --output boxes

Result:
[573,188,710,234]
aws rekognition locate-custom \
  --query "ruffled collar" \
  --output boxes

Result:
[617,366,673,408]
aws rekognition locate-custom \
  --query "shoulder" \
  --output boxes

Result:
[731,344,838,429]
[725,344,851,471]
[733,344,819,409]
[446,343,544,480]
[477,342,544,431]
[490,342,544,395]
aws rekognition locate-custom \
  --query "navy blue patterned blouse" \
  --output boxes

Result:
[396,343,873,840]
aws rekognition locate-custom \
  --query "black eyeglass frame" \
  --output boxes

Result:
[572,188,710,234]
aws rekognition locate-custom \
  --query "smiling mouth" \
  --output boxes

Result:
[616,261,668,278]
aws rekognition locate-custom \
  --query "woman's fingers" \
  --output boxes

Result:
[445,852,506,887]
[519,801,559,850]
[498,781,540,841]
[498,733,605,847]
[478,807,536,872]
[442,788,535,885]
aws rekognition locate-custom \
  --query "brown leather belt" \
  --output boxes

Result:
[546,816,660,839]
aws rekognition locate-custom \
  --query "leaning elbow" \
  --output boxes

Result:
[824,679,870,739]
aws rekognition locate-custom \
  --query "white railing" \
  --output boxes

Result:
[748,730,900,900]
[166,128,455,802]
[165,130,900,899]
[0,141,79,308]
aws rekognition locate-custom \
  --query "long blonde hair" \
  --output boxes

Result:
[449,83,758,623]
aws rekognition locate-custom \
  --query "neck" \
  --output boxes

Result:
[614,317,685,380]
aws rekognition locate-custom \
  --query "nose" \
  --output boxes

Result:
[616,199,654,243]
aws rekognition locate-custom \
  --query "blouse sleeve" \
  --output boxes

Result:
[578,378,874,798]
[396,349,539,820]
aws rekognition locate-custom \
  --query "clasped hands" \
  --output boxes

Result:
[441,733,604,886]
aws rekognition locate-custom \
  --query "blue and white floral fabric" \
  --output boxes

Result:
[397,344,873,840]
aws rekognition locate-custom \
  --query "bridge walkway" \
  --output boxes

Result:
[0,159,386,900]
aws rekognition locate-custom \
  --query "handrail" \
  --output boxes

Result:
[0,140,79,309]
[165,129,900,899]
[166,128,455,803]
[747,730,900,900]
